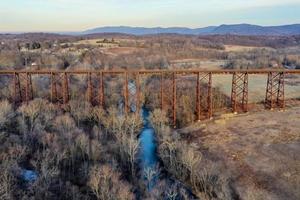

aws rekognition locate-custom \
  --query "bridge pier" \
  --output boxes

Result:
[207,72,213,119]
[231,72,248,113]
[195,72,213,121]
[62,73,69,105]
[160,72,164,111]
[172,72,177,128]
[265,72,285,110]
[136,72,140,114]
[124,72,129,114]
[87,72,93,105]
[99,72,104,108]
[12,72,33,105]
[50,72,57,103]
[196,72,201,121]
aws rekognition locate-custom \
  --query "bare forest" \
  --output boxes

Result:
[1,33,300,200]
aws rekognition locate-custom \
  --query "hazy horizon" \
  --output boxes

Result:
[1,0,300,32]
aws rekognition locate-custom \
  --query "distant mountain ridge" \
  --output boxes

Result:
[83,24,300,36]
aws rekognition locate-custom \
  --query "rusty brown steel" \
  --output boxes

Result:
[124,72,129,114]
[13,72,17,104]
[160,72,164,111]
[277,72,285,109]
[196,72,201,121]
[231,72,248,113]
[1,69,300,75]
[50,72,55,102]
[16,73,21,103]
[265,72,285,109]
[172,72,177,128]
[207,72,213,119]
[87,72,93,105]
[136,72,140,114]
[1,69,299,124]
[99,72,104,108]
[62,72,69,105]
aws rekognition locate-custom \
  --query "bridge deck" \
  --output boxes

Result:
[0,69,299,75]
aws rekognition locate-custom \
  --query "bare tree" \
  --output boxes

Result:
[88,165,134,200]
[0,100,14,130]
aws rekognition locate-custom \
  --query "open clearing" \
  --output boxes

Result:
[224,45,274,52]
[180,107,300,200]
[213,74,300,103]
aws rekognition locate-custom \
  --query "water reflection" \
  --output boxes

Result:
[22,169,38,182]
[139,107,159,190]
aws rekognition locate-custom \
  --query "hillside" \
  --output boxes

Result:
[178,107,300,200]
[83,24,300,36]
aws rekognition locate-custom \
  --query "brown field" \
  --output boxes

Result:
[213,74,300,103]
[179,106,300,200]
[224,45,274,52]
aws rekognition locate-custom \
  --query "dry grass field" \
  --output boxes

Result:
[224,45,274,52]
[179,106,300,200]
[213,74,300,103]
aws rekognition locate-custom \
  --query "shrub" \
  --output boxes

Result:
[177,95,195,127]
[18,99,57,134]
[0,100,14,130]
[88,165,134,200]
[68,100,93,126]
[149,109,169,134]
[0,162,16,200]
[53,114,76,134]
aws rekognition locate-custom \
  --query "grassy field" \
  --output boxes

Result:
[224,45,274,52]
[179,106,300,200]
[213,74,300,103]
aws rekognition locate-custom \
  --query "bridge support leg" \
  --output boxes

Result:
[172,72,177,128]
[231,72,248,113]
[13,73,19,104]
[50,73,58,103]
[99,72,104,108]
[87,72,93,105]
[63,73,69,105]
[124,72,129,114]
[265,72,285,110]
[277,72,285,109]
[207,73,213,119]
[25,72,33,104]
[136,72,140,114]
[160,72,164,111]
[13,73,33,105]
[196,72,201,121]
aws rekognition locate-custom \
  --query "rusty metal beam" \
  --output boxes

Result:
[0,69,300,75]
[172,72,177,128]
[207,72,213,119]
[50,72,58,103]
[136,72,140,114]
[277,72,285,109]
[124,72,129,114]
[87,72,93,105]
[231,72,248,113]
[196,72,201,121]
[63,72,69,105]
[265,72,285,110]
[160,72,164,111]
[13,72,17,104]
[99,72,104,108]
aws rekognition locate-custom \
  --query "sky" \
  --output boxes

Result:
[0,0,300,32]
